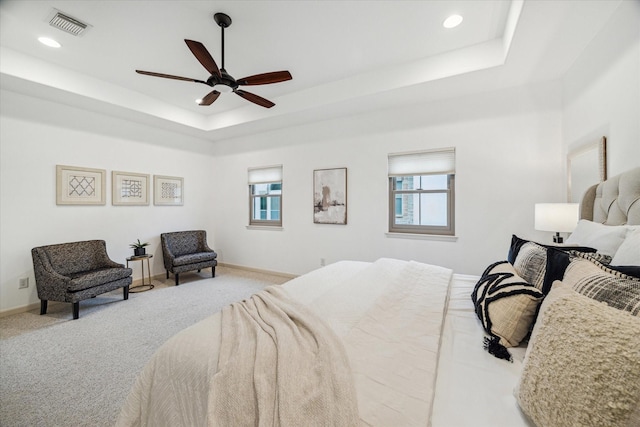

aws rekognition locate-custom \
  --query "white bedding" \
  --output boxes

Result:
[432,274,533,427]
[117,259,532,426]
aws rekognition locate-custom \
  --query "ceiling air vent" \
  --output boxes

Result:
[49,11,88,36]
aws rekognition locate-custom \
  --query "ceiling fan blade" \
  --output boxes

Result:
[237,71,292,86]
[199,90,221,106]
[136,70,207,85]
[235,90,275,108]
[185,40,221,78]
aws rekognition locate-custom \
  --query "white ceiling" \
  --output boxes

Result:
[0,1,623,143]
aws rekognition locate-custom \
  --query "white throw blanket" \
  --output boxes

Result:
[208,285,359,426]
[116,258,453,427]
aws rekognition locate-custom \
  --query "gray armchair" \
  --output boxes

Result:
[160,230,217,286]
[31,240,132,319]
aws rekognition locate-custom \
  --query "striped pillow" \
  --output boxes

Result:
[472,261,544,358]
[562,254,640,315]
[512,242,547,291]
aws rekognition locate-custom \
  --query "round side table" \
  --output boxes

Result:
[126,254,155,293]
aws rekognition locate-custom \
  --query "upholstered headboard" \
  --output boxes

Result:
[580,167,640,225]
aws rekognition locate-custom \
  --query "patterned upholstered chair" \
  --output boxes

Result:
[31,240,132,319]
[160,230,218,286]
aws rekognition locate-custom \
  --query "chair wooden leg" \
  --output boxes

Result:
[197,269,201,273]
[40,300,48,315]
[212,267,216,278]
[72,302,80,320]
[175,273,179,286]
[166,270,169,279]
[123,285,129,300]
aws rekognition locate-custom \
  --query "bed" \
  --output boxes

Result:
[117,167,640,427]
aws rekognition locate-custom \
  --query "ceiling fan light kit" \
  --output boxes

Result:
[136,12,292,108]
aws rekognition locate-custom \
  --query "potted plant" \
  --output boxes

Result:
[130,239,149,256]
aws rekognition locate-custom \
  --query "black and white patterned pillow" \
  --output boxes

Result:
[471,261,544,360]
[562,254,640,315]
[507,234,596,265]
[508,235,600,295]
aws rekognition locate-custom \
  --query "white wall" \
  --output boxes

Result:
[3,0,637,314]
[562,0,640,175]
[211,81,564,277]
[0,90,216,313]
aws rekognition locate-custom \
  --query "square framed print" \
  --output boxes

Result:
[56,165,106,205]
[154,175,183,206]
[313,167,347,224]
[112,171,150,206]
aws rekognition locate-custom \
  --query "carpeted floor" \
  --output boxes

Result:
[0,266,289,427]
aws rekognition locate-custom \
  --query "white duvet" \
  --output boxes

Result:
[116,258,452,426]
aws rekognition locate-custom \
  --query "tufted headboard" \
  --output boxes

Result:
[580,167,640,225]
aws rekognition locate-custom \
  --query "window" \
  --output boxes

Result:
[248,165,282,226]
[388,148,455,235]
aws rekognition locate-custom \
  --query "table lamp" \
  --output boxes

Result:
[534,203,579,243]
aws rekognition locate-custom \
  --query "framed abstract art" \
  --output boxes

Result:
[56,165,106,205]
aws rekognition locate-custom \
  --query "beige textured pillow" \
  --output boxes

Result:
[515,282,640,427]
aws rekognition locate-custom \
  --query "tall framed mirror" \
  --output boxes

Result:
[567,136,607,202]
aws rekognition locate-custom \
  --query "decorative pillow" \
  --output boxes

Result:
[611,228,640,266]
[515,282,640,427]
[471,261,543,361]
[562,254,640,315]
[508,235,597,293]
[608,264,640,278]
[512,242,547,291]
[543,248,613,295]
[507,234,596,265]
[565,219,629,257]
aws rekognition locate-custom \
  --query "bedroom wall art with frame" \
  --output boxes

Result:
[313,167,347,225]
[56,165,106,205]
[567,136,606,202]
[112,171,150,206]
[153,175,184,206]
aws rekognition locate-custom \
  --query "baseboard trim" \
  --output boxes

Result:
[218,262,298,280]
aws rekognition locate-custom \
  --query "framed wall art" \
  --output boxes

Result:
[56,165,106,205]
[313,167,347,224]
[154,175,183,206]
[567,136,607,202]
[112,171,150,206]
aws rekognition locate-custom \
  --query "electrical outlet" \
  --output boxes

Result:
[19,277,29,289]
[320,258,326,267]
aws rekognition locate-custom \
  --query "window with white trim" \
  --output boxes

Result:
[388,148,455,235]
[248,165,282,226]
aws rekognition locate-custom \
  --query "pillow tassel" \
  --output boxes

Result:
[483,336,513,362]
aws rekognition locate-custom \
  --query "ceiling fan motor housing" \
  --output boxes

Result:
[208,69,238,91]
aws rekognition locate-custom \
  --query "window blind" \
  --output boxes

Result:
[388,148,455,177]
[248,165,283,184]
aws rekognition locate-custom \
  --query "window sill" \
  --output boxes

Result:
[246,225,284,231]
[385,232,458,242]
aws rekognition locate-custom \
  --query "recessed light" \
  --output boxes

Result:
[443,14,463,29]
[38,37,61,48]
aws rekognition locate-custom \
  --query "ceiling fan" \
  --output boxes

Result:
[135,12,292,108]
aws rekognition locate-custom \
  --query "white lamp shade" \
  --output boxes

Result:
[535,203,579,233]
